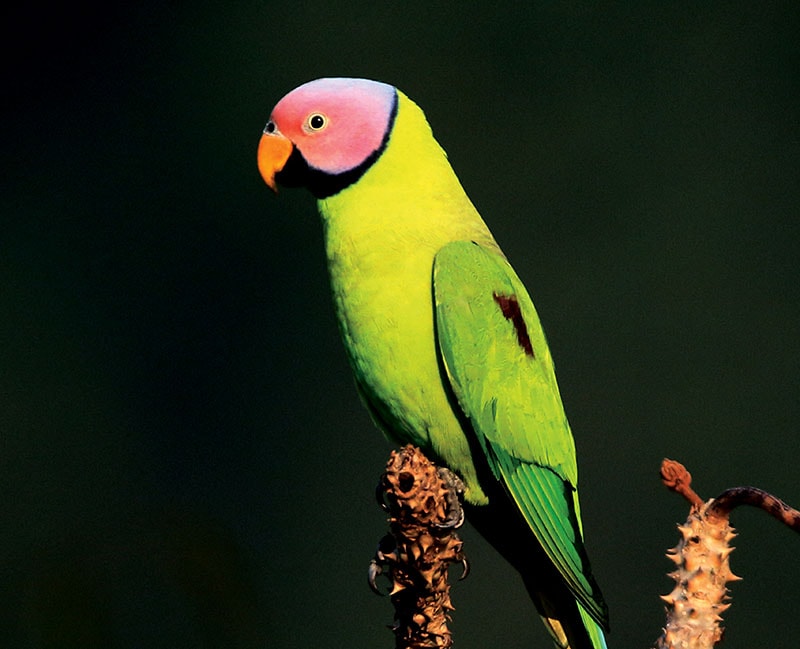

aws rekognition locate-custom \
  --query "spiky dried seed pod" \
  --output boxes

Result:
[654,499,740,649]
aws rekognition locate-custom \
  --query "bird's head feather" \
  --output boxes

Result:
[258,78,397,197]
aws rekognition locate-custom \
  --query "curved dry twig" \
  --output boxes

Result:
[708,486,800,531]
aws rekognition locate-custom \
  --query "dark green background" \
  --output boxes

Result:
[4,2,798,647]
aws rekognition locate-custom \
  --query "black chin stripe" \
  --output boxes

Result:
[276,89,399,200]
[273,146,311,189]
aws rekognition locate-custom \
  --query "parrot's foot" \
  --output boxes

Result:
[435,467,466,530]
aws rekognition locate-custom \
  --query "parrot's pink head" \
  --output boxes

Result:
[258,78,398,198]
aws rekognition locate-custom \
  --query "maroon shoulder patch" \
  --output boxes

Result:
[492,293,535,357]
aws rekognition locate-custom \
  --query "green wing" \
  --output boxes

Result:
[433,240,607,626]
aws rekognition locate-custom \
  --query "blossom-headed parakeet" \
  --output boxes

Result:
[257,78,609,649]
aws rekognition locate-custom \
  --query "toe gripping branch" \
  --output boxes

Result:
[370,445,468,649]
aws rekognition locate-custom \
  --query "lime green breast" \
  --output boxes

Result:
[317,93,498,504]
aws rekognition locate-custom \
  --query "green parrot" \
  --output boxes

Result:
[257,78,609,649]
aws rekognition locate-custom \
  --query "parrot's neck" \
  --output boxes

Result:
[318,91,496,254]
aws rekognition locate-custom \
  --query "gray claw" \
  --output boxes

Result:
[368,558,384,595]
[459,556,470,580]
[375,479,389,512]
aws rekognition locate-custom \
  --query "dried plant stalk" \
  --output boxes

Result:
[655,458,800,649]
[654,499,740,648]
[371,445,466,649]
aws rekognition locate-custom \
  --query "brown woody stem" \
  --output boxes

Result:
[708,486,800,531]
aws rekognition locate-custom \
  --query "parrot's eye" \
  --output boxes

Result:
[264,121,276,134]
[306,113,328,132]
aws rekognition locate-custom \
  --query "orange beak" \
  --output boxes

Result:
[257,131,293,192]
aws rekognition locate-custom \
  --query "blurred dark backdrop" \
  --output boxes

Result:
[3,2,798,648]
